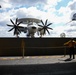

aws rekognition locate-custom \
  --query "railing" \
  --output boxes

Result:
[0,46,68,57]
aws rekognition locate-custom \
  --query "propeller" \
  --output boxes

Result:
[72,13,76,21]
[7,18,23,37]
[65,13,76,25]
[38,19,53,35]
[0,5,1,8]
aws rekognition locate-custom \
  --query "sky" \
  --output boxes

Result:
[0,0,76,38]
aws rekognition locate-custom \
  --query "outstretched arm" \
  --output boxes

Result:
[64,40,70,45]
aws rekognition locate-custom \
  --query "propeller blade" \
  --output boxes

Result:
[7,24,13,27]
[45,19,48,26]
[10,19,14,25]
[72,18,76,21]
[47,27,53,30]
[8,27,14,32]
[65,21,72,25]
[17,21,23,26]
[38,25,43,27]
[17,28,21,33]
[47,23,52,26]
[0,5,1,8]
[14,29,17,35]
[41,20,44,26]
[44,29,46,34]
[46,29,50,35]
[15,18,18,24]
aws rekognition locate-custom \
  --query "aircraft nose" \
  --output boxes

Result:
[32,27,36,29]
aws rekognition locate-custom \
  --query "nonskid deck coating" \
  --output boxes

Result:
[0,55,76,65]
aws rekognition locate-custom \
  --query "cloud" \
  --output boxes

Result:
[66,29,76,32]
[44,0,61,10]
[68,0,76,10]
[0,0,12,9]
[16,7,44,19]
[8,0,47,7]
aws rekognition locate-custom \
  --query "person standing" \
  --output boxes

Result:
[64,38,76,59]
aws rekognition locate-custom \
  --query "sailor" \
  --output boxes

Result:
[64,38,76,59]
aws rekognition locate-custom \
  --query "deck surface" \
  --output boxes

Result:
[0,55,76,75]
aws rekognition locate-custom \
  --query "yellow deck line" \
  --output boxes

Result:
[0,56,63,60]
